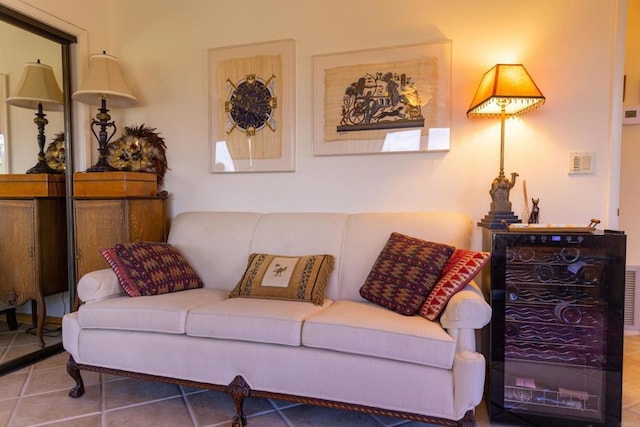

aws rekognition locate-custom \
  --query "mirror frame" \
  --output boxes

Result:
[0,4,77,375]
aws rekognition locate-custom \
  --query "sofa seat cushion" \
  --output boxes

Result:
[78,288,228,334]
[302,300,456,369]
[186,297,334,346]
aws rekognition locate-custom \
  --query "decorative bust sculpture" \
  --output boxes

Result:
[489,172,518,212]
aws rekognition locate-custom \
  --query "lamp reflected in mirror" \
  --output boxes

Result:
[5,60,63,174]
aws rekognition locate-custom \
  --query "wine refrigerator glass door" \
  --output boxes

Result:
[490,232,625,427]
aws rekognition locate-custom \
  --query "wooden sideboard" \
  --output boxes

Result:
[0,175,167,341]
[0,197,67,345]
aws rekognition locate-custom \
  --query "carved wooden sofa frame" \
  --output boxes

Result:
[66,356,476,427]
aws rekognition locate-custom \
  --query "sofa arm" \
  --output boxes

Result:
[439,281,491,331]
[77,268,125,304]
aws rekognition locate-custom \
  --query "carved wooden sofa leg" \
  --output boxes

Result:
[66,355,85,398]
[226,375,250,427]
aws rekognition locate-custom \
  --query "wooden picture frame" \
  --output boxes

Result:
[313,41,451,156]
[209,39,295,173]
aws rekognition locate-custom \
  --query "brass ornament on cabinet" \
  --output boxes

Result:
[106,124,168,184]
[44,132,66,173]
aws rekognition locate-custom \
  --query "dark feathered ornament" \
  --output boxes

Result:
[107,124,169,184]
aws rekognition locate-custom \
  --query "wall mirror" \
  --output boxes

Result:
[0,4,76,375]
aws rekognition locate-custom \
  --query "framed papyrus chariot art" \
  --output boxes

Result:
[209,39,295,173]
[313,41,451,156]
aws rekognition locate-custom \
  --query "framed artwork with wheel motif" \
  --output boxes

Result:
[209,39,295,173]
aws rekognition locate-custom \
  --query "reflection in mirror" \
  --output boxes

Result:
[6,59,64,174]
[1,22,64,173]
[0,8,75,375]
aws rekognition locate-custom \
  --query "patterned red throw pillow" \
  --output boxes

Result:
[359,232,454,316]
[419,249,490,320]
[100,242,203,297]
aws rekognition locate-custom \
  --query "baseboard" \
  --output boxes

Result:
[0,343,64,376]
[14,313,62,326]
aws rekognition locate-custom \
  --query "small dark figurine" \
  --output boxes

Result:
[528,198,540,224]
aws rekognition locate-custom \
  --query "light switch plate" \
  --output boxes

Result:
[568,152,594,175]
[623,105,640,125]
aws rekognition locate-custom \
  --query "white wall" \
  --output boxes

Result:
[13,0,625,253]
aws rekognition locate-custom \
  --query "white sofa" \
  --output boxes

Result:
[62,211,491,426]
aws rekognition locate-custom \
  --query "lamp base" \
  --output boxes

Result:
[86,156,116,173]
[478,211,521,230]
[26,159,57,175]
[86,98,118,173]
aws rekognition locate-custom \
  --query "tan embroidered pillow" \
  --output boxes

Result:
[230,253,335,305]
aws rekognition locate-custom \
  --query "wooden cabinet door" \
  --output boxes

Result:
[0,197,66,344]
[73,197,167,281]
[126,198,167,242]
[37,198,68,297]
[0,200,36,306]
[74,199,126,280]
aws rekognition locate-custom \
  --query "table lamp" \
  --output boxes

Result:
[6,60,63,174]
[73,52,137,172]
[467,64,545,229]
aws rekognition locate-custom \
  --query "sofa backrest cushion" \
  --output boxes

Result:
[249,213,348,300]
[167,211,472,302]
[168,212,262,291]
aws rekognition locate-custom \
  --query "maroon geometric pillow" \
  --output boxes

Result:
[359,232,454,316]
[100,242,203,297]
[100,247,139,296]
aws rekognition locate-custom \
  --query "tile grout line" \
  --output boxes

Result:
[5,364,33,426]
[0,329,21,365]
[179,385,200,427]
[101,372,107,427]
[101,392,186,414]
[26,412,102,427]
[265,398,295,427]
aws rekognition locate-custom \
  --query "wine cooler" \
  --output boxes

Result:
[488,230,626,426]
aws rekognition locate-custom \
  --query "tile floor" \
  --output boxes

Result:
[0,335,638,426]
[0,319,62,368]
